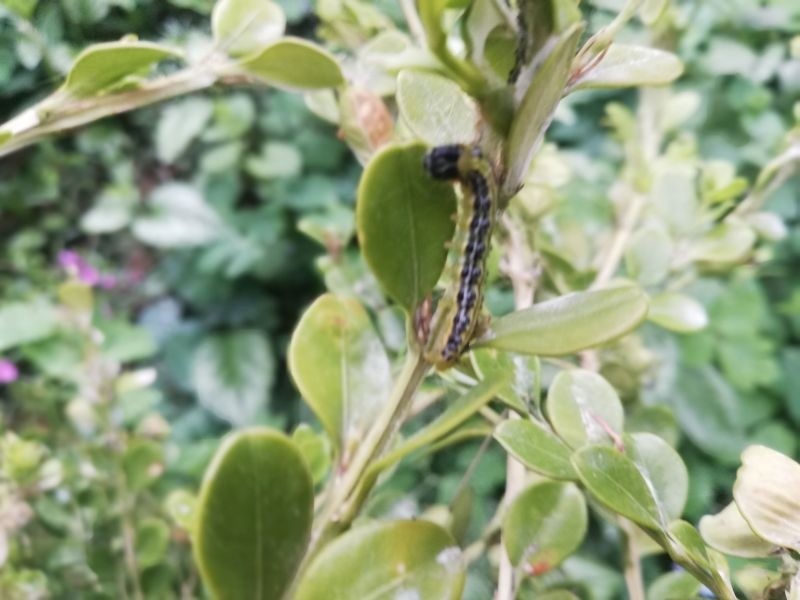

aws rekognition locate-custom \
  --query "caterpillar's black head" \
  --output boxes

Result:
[423,144,464,181]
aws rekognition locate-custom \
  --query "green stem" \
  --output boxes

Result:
[292,351,430,586]
[620,518,645,600]
[0,66,217,159]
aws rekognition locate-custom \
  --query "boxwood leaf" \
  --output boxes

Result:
[572,445,662,531]
[476,285,648,356]
[502,481,587,573]
[194,429,313,600]
[572,44,683,90]
[240,38,344,91]
[212,0,286,57]
[626,433,688,521]
[64,41,180,98]
[547,369,624,449]
[295,520,464,600]
[505,22,583,193]
[733,445,800,551]
[288,294,392,451]
[494,418,577,480]
[357,143,457,311]
[647,293,709,333]
[396,70,479,146]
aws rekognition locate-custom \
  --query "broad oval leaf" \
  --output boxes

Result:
[471,347,536,413]
[240,38,344,91]
[494,418,577,480]
[699,501,776,558]
[190,330,275,426]
[396,70,479,146]
[357,143,457,311]
[733,445,800,551]
[572,445,662,531]
[212,0,286,57]
[627,433,688,521]
[647,292,709,333]
[288,294,392,451]
[503,481,587,573]
[295,520,465,600]
[194,428,313,600]
[546,369,624,449]
[573,44,683,90]
[0,301,58,352]
[133,182,226,248]
[505,23,583,193]
[64,41,180,97]
[476,285,649,356]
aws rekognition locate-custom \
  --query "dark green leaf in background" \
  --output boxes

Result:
[190,329,275,426]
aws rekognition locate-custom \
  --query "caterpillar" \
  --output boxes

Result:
[422,144,498,369]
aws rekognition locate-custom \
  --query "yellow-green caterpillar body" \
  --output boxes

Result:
[423,144,498,369]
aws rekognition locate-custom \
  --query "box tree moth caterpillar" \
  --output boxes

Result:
[422,143,498,369]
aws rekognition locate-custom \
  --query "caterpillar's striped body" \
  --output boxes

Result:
[423,144,497,369]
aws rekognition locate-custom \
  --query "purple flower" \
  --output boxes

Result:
[0,359,19,384]
[57,250,104,287]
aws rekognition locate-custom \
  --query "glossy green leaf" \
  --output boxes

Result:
[295,520,464,600]
[133,183,227,248]
[194,428,313,600]
[626,405,679,447]
[64,41,180,97]
[668,520,711,569]
[470,347,536,413]
[190,330,275,426]
[573,44,683,90]
[699,501,776,558]
[495,418,576,480]
[647,571,702,600]
[647,293,708,333]
[288,294,392,450]
[396,70,479,146]
[212,0,286,57]
[627,433,688,521]
[505,23,583,193]
[503,481,587,572]
[733,445,800,551]
[477,285,649,356]
[357,143,457,311]
[547,369,624,449]
[240,38,344,91]
[572,445,662,530]
[0,301,58,352]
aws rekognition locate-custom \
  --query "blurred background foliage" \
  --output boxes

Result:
[0,0,798,598]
